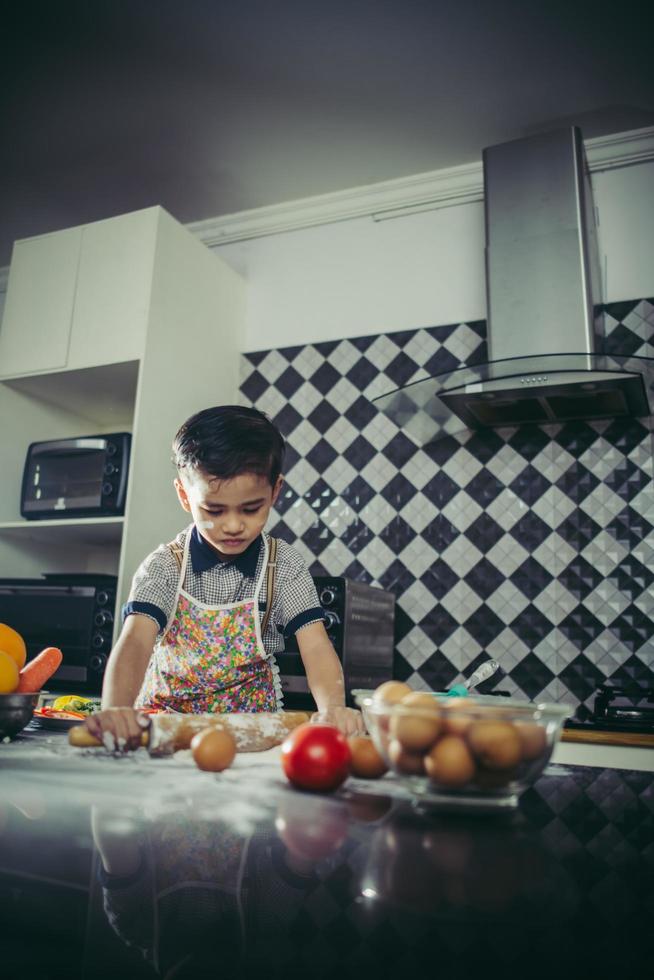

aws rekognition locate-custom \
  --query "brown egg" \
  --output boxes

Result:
[400,691,440,712]
[348,735,388,779]
[514,720,548,761]
[424,735,476,788]
[467,720,522,770]
[441,697,474,736]
[388,738,426,775]
[390,700,441,752]
[373,680,412,705]
[191,727,237,772]
[373,681,413,735]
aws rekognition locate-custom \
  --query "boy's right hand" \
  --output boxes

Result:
[83,707,151,752]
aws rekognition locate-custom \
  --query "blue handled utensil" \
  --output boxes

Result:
[441,659,500,698]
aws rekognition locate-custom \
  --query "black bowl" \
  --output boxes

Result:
[0,693,38,739]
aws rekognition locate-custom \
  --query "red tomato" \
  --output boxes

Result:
[281,722,352,792]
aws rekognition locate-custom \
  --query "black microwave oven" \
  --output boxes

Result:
[21,433,131,520]
[0,574,117,694]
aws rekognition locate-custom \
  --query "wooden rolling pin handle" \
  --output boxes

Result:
[68,726,150,748]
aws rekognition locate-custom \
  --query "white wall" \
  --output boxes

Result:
[212,159,654,353]
[593,162,654,302]
[215,201,487,351]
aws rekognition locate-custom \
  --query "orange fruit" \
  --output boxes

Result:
[0,649,19,694]
[0,624,26,670]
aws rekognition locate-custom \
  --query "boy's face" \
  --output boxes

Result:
[174,469,282,557]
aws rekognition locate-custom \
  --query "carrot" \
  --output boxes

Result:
[34,707,86,720]
[16,647,63,692]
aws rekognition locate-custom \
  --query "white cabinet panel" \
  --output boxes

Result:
[66,209,156,369]
[0,227,82,376]
[0,207,246,649]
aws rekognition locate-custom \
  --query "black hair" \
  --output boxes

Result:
[172,406,285,486]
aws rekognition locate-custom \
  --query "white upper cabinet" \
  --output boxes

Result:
[0,226,82,375]
[67,209,158,369]
[0,208,162,378]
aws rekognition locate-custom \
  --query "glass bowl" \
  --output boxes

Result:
[354,691,571,810]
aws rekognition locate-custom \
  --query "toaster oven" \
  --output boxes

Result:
[277,576,396,710]
[21,433,131,520]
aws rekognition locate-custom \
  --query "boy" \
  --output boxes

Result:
[85,405,364,749]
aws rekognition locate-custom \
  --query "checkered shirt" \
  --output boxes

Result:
[122,525,325,656]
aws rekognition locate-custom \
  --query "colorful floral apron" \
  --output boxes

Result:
[135,531,280,714]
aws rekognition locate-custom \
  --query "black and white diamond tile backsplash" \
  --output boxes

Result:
[240,298,654,713]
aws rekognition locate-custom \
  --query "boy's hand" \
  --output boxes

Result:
[311,705,365,737]
[83,707,151,752]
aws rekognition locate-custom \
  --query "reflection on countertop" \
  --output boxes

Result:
[0,726,652,980]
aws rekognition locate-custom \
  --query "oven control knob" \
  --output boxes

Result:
[319,587,337,607]
[103,463,116,476]
[90,653,107,672]
[95,610,114,627]
[92,633,109,650]
[96,591,110,606]
[323,610,340,630]
[101,482,114,496]
[106,442,118,456]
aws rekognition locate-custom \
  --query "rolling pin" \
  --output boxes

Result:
[68,710,311,755]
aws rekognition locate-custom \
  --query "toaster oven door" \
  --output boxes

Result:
[0,584,101,691]
[21,434,130,519]
[22,438,108,516]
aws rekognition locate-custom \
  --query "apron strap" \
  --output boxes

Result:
[260,536,278,634]
[168,540,184,571]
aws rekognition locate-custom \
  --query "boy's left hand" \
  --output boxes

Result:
[312,705,365,737]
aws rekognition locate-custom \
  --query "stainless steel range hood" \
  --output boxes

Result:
[374,127,654,444]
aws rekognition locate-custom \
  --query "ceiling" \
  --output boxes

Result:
[2,0,653,267]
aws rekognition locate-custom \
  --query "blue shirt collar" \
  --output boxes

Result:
[190,525,262,577]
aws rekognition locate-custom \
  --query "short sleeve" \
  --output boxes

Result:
[124,544,180,633]
[276,542,326,638]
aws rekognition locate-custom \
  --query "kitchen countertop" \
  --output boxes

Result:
[554,723,654,771]
[1,725,652,980]
[561,726,654,747]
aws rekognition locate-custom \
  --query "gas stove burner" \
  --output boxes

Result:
[592,684,654,732]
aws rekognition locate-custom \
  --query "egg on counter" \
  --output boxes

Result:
[347,735,388,779]
[191,727,237,772]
